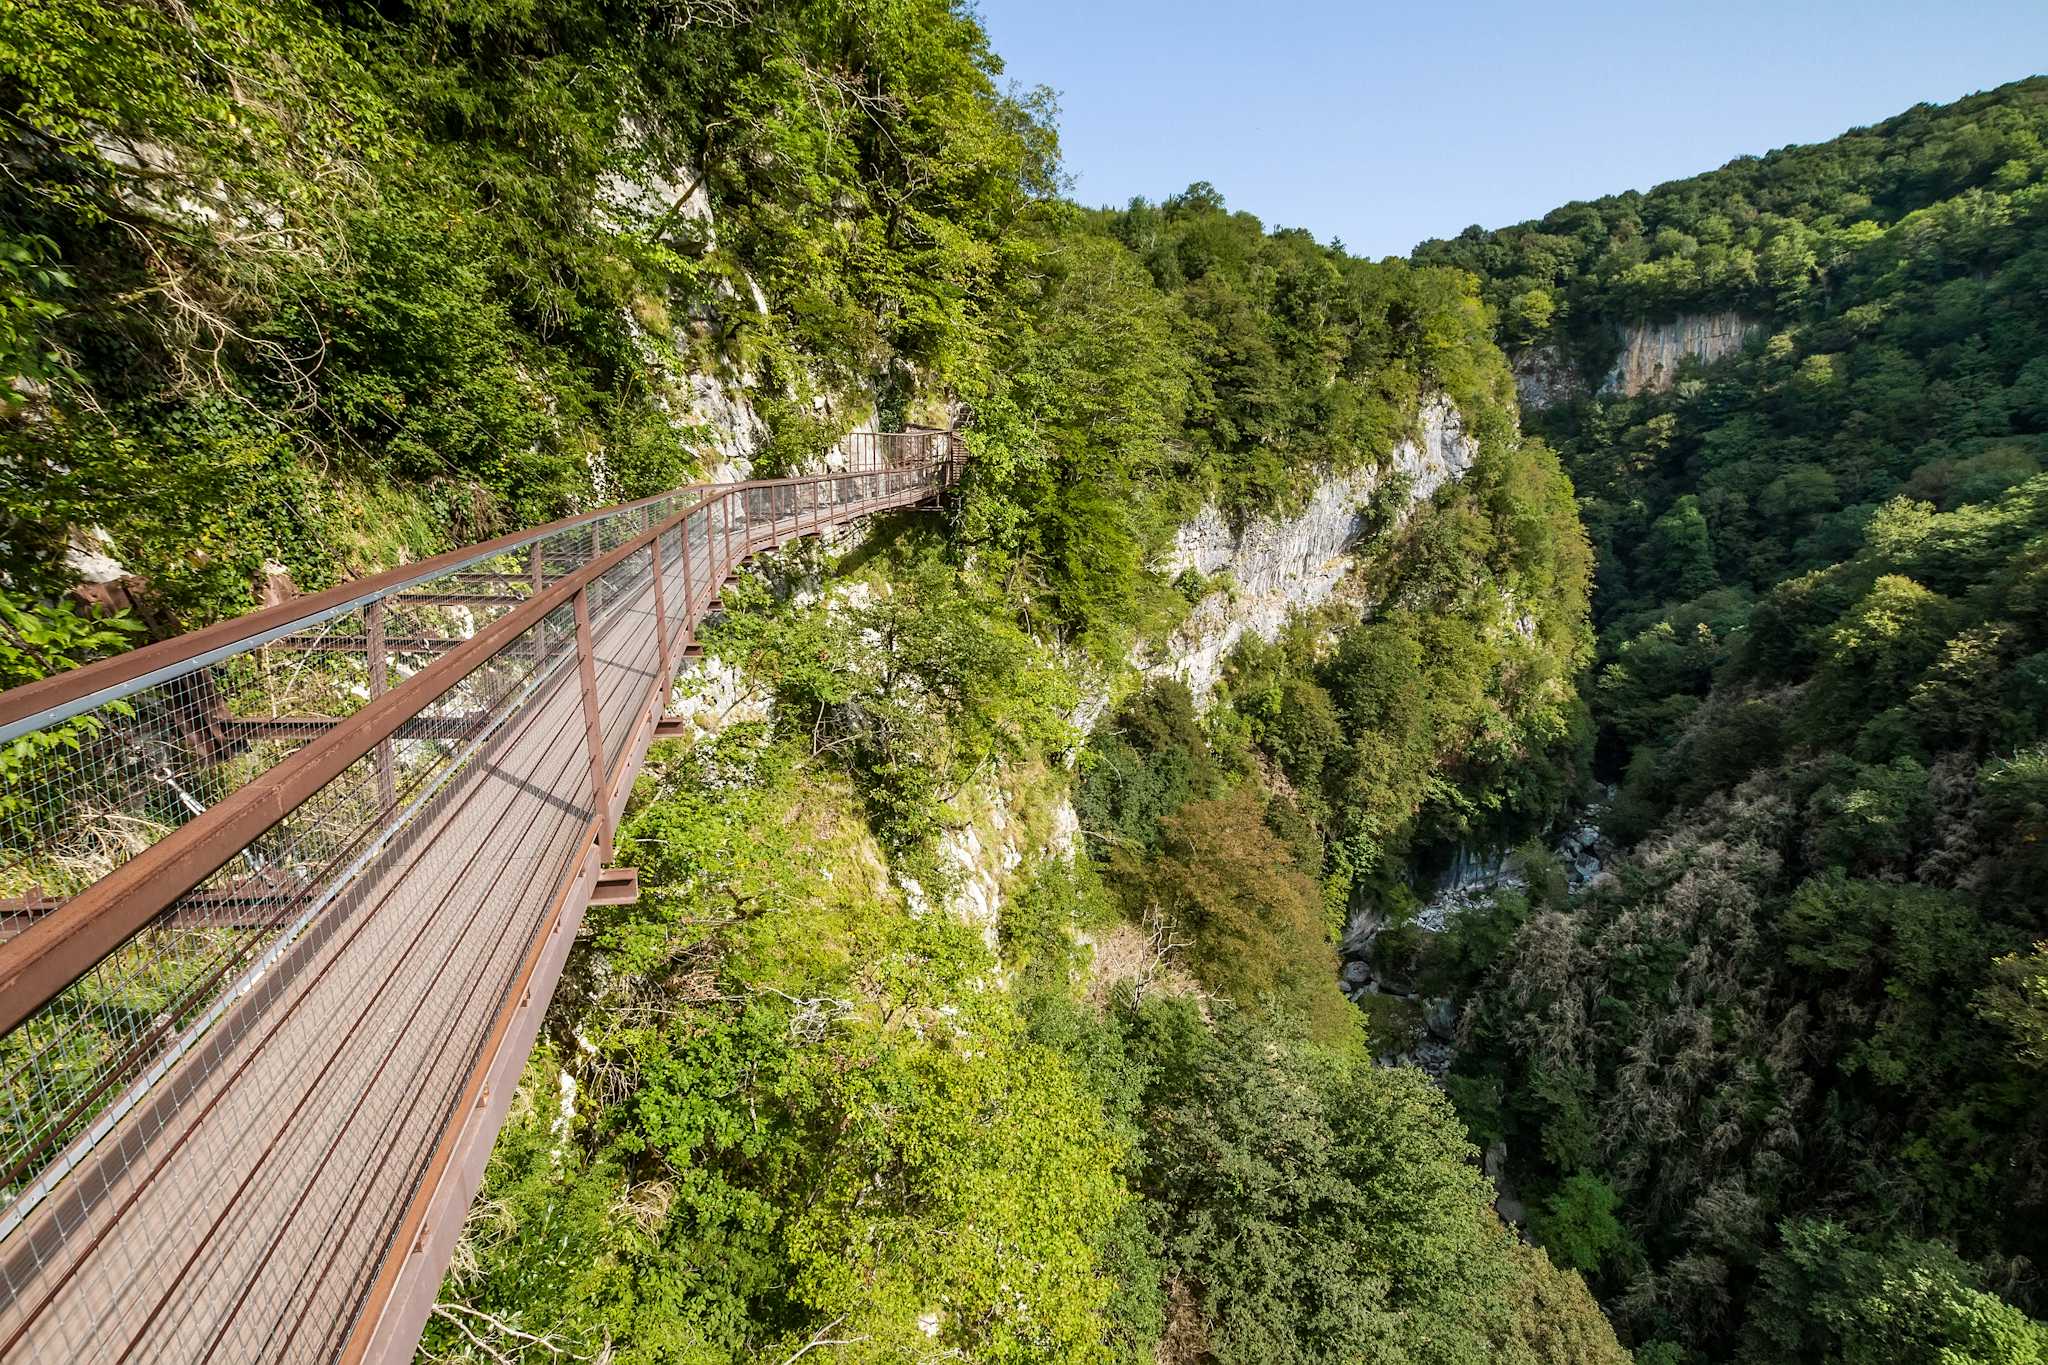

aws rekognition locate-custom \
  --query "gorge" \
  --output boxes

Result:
[1,4,2045,1363]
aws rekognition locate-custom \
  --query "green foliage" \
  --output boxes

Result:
[712,539,1075,857]
[2,0,1057,624]
[1136,1008,1626,1365]
[1531,1174,1630,1276]
[429,730,1135,1364]
[1215,445,1593,910]
[0,594,139,827]
[957,214,1190,653]
[1430,78,2048,1364]
[0,231,70,396]
[1000,856,1111,994]
[0,592,136,689]
[1146,788,1358,1047]
[1077,681,1223,860]
[1744,1221,2048,1365]
[1983,943,2048,1067]
[1642,497,1718,602]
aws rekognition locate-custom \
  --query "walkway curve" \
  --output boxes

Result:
[0,433,957,1362]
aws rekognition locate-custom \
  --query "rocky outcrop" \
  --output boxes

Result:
[599,138,779,484]
[919,785,1080,954]
[1510,314,1765,410]
[596,130,715,242]
[661,370,770,483]
[1510,344,1585,410]
[1602,312,1761,396]
[1144,395,1479,702]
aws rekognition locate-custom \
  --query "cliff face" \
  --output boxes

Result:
[1511,344,1585,410]
[609,146,891,489]
[1600,311,1761,396]
[898,397,1484,943]
[1509,312,1763,410]
[1144,394,1479,701]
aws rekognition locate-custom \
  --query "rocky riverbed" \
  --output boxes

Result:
[1340,796,1611,1079]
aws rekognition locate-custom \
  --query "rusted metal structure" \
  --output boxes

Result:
[0,430,958,1362]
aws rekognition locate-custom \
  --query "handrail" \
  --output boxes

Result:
[0,456,948,1038]
[0,433,933,743]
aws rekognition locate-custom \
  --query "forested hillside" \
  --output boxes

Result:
[2,1,1612,1361]
[1417,78,2048,1363]
[13,2,2044,1362]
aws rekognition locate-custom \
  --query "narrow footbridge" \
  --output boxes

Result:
[0,432,957,1362]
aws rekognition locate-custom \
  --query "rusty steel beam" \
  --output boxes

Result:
[0,875,310,942]
[266,635,477,655]
[573,588,610,863]
[649,535,671,688]
[388,591,527,607]
[589,867,639,907]
[443,571,531,585]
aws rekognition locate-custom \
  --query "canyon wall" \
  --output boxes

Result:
[1143,394,1479,701]
[1511,311,1764,410]
[1601,311,1762,396]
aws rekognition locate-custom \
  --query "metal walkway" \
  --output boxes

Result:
[0,432,956,1362]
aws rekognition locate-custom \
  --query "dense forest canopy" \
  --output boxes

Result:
[1416,76,2048,1364]
[4,0,2046,1361]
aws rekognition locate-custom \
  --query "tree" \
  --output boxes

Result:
[1147,789,1356,1045]
[1982,943,2048,1067]
[1140,1010,1627,1365]
[1531,1173,1629,1276]
[1639,496,1718,602]
[1506,287,1560,344]
[1743,1221,2048,1365]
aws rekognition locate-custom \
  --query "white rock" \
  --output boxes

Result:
[1144,394,1478,703]
[1602,312,1761,396]
[64,528,127,585]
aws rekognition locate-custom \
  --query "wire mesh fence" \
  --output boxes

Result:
[0,434,951,1361]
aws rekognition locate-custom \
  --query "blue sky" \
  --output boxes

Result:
[972,0,2048,258]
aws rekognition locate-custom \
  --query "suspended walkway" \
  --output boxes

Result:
[0,431,958,1362]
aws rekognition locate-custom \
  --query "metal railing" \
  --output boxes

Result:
[0,429,954,1362]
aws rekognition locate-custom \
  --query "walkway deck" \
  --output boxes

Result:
[0,443,953,1361]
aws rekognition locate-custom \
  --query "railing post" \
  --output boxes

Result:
[573,586,611,860]
[366,598,396,813]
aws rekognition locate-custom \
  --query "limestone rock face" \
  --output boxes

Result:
[1601,312,1761,396]
[902,784,1080,954]
[596,134,714,239]
[1510,343,1585,410]
[671,369,770,482]
[1145,394,1478,702]
[1511,314,1764,409]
